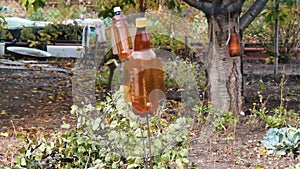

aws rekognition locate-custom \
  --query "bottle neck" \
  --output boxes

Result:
[137,27,146,31]
[134,27,151,51]
[115,11,121,15]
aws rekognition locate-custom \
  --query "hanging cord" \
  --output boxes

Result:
[82,23,91,50]
[237,14,240,34]
[226,11,231,45]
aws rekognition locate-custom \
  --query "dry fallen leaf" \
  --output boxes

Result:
[1,110,7,115]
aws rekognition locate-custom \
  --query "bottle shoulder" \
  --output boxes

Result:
[113,14,126,21]
[131,49,156,60]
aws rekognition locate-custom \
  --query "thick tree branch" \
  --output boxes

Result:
[183,0,245,16]
[220,1,244,14]
[182,0,213,14]
[239,0,269,32]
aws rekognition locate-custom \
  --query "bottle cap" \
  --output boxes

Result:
[136,17,147,28]
[113,6,121,13]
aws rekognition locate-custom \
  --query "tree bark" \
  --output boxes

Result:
[182,0,269,114]
[206,13,242,114]
[239,0,269,32]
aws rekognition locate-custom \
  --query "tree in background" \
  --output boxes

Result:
[95,0,184,18]
[181,0,270,114]
[244,0,299,63]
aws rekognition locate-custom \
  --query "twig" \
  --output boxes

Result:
[146,115,153,169]
[85,149,91,169]
[139,118,148,169]
[10,120,17,138]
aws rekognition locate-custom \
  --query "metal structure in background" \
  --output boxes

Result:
[274,2,279,76]
[72,19,106,108]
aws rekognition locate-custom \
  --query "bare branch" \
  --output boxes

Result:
[239,0,269,32]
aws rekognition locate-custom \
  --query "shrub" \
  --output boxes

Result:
[13,89,195,169]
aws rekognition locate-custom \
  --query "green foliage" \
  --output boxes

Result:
[146,11,208,58]
[20,22,82,47]
[262,127,300,155]
[151,33,186,55]
[252,75,300,129]
[265,56,275,64]
[95,0,184,18]
[285,162,300,169]
[13,89,194,168]
[95,66,110,90]
[20,0,46,11]
[163,60,206,92]
[244,1,300,62]
[0,16,7,30]
[193,104,211,125]
[214,111,239,132]
[26,9,46,21]
[26,3,89,22]
[253,104,299,129]
[43,23,82,41]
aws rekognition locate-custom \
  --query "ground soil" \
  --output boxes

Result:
[0,55,299,168]
[188,58,300,168]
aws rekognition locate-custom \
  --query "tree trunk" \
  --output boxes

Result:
[182,0,269,114]
[206,13,242,114]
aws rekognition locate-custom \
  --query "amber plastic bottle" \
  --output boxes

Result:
[127,17,165,117]
[229,28,241,57]
[111,6,131,61]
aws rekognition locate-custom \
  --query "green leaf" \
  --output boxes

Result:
[61,122,71,129]
[180,148,189,157]
[286,127,300,147]
[167,0,176,9]
[175,158,184,169]
[276,148,287,155]
[16,132,26,141]
[38,143,46,152]
[20,157,27,166]
[181,157,190,164]
[43,134,50,140]
[78,146,86,153]
[254,165,264,169]
[18,147,26,154]
[46,145,52,154]
[110,120,118,128]
[161,153,170,162]
[127,164,140,169]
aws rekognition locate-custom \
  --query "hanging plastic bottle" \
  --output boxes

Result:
[110,6,131,62]
[126,17,165,117]
[229,27,241,57]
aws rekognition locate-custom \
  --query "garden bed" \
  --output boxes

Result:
[0,55,299,167]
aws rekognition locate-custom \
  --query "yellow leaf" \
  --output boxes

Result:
[1,110,7,115]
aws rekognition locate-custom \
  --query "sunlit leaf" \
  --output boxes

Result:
[0,132,9,137]
[61,122,71,129]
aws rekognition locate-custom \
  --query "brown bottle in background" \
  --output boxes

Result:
[112,6,131,61]
[127,17,165,117]
[229,28,241,57]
